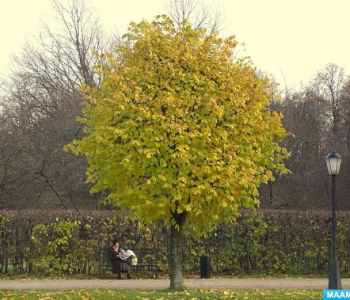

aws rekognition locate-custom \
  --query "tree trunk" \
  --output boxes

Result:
[169,223,184,289]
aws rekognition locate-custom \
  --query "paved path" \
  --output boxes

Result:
[1,278,349,290]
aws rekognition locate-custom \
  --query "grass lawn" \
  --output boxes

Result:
[0,288,322,299]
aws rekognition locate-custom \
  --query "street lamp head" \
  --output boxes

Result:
[325,152,342,175]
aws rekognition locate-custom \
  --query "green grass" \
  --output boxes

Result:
[0,288,321,299]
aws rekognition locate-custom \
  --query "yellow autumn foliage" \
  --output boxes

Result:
[65,15,289,234]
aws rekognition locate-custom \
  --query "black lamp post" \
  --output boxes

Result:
[325,151,342,290]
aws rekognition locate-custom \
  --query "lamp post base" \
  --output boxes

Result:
[329,260,342,289]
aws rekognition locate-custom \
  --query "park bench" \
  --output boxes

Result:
[98,248,159,279]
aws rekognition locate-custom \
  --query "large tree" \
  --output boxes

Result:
[66,16,289,288]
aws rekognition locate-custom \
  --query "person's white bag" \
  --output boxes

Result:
[123,249,138,265]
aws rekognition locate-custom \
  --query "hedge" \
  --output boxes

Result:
[1,209,349,276]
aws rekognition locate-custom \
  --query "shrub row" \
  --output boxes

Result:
[1,209,349,276]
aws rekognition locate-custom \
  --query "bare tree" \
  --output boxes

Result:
[311,63,347,137]
[0,0,108,209]
[165,0,224,33]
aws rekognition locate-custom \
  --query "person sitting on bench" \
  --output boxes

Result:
[109,240,132,279]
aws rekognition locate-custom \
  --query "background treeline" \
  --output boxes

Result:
[2,209,350,276]
[260,63,350,210]
[0,0,349,211]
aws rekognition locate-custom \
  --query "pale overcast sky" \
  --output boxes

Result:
[1,0,350,90]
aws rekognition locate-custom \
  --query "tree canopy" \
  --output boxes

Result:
[66,15,288,230]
